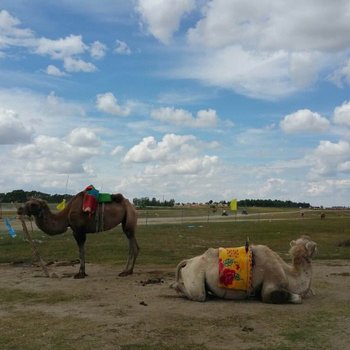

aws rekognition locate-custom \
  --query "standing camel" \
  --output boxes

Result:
[17,191,139,278]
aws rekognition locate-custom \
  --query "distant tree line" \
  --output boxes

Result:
[0,190,72,203]
[237,199,310,208]
[133,197,175,208]
[0,190,310,208]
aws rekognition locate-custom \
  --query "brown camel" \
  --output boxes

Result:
[17,192,139,278]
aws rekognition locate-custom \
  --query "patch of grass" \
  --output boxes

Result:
[1,214,350,266]
[0,311,106,350]
[250,302,350,350]
[0,208,349,350]
[279,311,334,349]
[120,344,207,350]
[0,287,91,304]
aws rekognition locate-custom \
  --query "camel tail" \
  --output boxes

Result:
[170,259,188,290]
[121,197,138,233]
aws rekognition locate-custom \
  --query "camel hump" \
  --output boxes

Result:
[111,193,125,203]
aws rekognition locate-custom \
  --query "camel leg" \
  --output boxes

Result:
[73,231,88,279]
[119,230,139,277]
[261,283,302,304]
[178,259,206,302]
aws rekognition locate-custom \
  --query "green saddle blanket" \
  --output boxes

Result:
[98,193,112,203]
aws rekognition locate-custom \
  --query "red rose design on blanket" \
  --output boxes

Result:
[218,247,253,291]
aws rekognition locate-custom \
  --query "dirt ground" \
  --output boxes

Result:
[0,260,350,350]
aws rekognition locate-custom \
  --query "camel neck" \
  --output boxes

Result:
[287,257,313,295]
[34,205,69,235]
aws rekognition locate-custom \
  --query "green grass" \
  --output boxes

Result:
[1,211,350,266]
[273,302,350,350]
[0,208,349,350]
[136,206,302,220]
[0,287,92,304]
[120,345,206,350]
[0,311,107,350]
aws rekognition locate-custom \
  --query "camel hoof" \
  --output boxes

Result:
[119,270,132,277]
[74,272,88,279]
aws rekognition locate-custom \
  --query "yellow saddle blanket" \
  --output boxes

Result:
[219,246,253,291]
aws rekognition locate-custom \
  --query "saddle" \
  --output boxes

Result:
[82,185,112,215]
[218,245,253,292]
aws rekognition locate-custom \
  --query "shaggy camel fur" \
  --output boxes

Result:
[172,236,317,304]
[17,192,139,278]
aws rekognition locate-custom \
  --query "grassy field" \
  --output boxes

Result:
[1,208,349,265]
[0,208,349,350]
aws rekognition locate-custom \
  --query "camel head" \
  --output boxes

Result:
[289,235,317,263]
[17,198,48,218]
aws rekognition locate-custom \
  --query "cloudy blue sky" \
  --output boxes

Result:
[1,0,350,206]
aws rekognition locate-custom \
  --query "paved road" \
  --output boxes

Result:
[138,210,304,225]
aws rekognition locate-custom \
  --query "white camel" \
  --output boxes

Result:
[171,236,317,304]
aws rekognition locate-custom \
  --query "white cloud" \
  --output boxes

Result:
[116,132,221,200]
[114,40,131,55]
[0,108,33,144]
[330,58,350,87]
[96,92,131,116]
[0,10,35,48]
[44,91,86,119]
[66,128,101,147]
[174,46,296,100]
[35,34,87,59]
[151,107,218,127]
[280,109,330,133]
[144,155,218,175]
[0,9,21,33]
[0,89,86,136]
[46,65,66,77]
[307,179,350,197]
[333,101,350,127]
[136,0,195,44]
[258,178,286,197]
[308,140,350,177]
[196,109,218,127]
[12,134,100,174]
[110,145,124,156]
[156,0,350,99]
[289,52,321,88]
[1,11,100,74]
[63,57,96,73]
[90,40,107,59]
[187,1,350,52]
[123,134,197,163]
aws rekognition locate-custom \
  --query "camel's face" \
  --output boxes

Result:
[290,236,317,260]
[17,199,44,217]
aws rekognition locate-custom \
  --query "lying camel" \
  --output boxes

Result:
[17,191,139,278]
[171,236,317,304]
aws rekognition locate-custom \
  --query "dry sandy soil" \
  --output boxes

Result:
[0,260,349,350]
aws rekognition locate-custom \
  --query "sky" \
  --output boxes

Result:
[1,0,350,207]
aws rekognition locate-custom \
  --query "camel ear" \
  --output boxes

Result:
[306,241,317,257]
[290,240,296,247]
